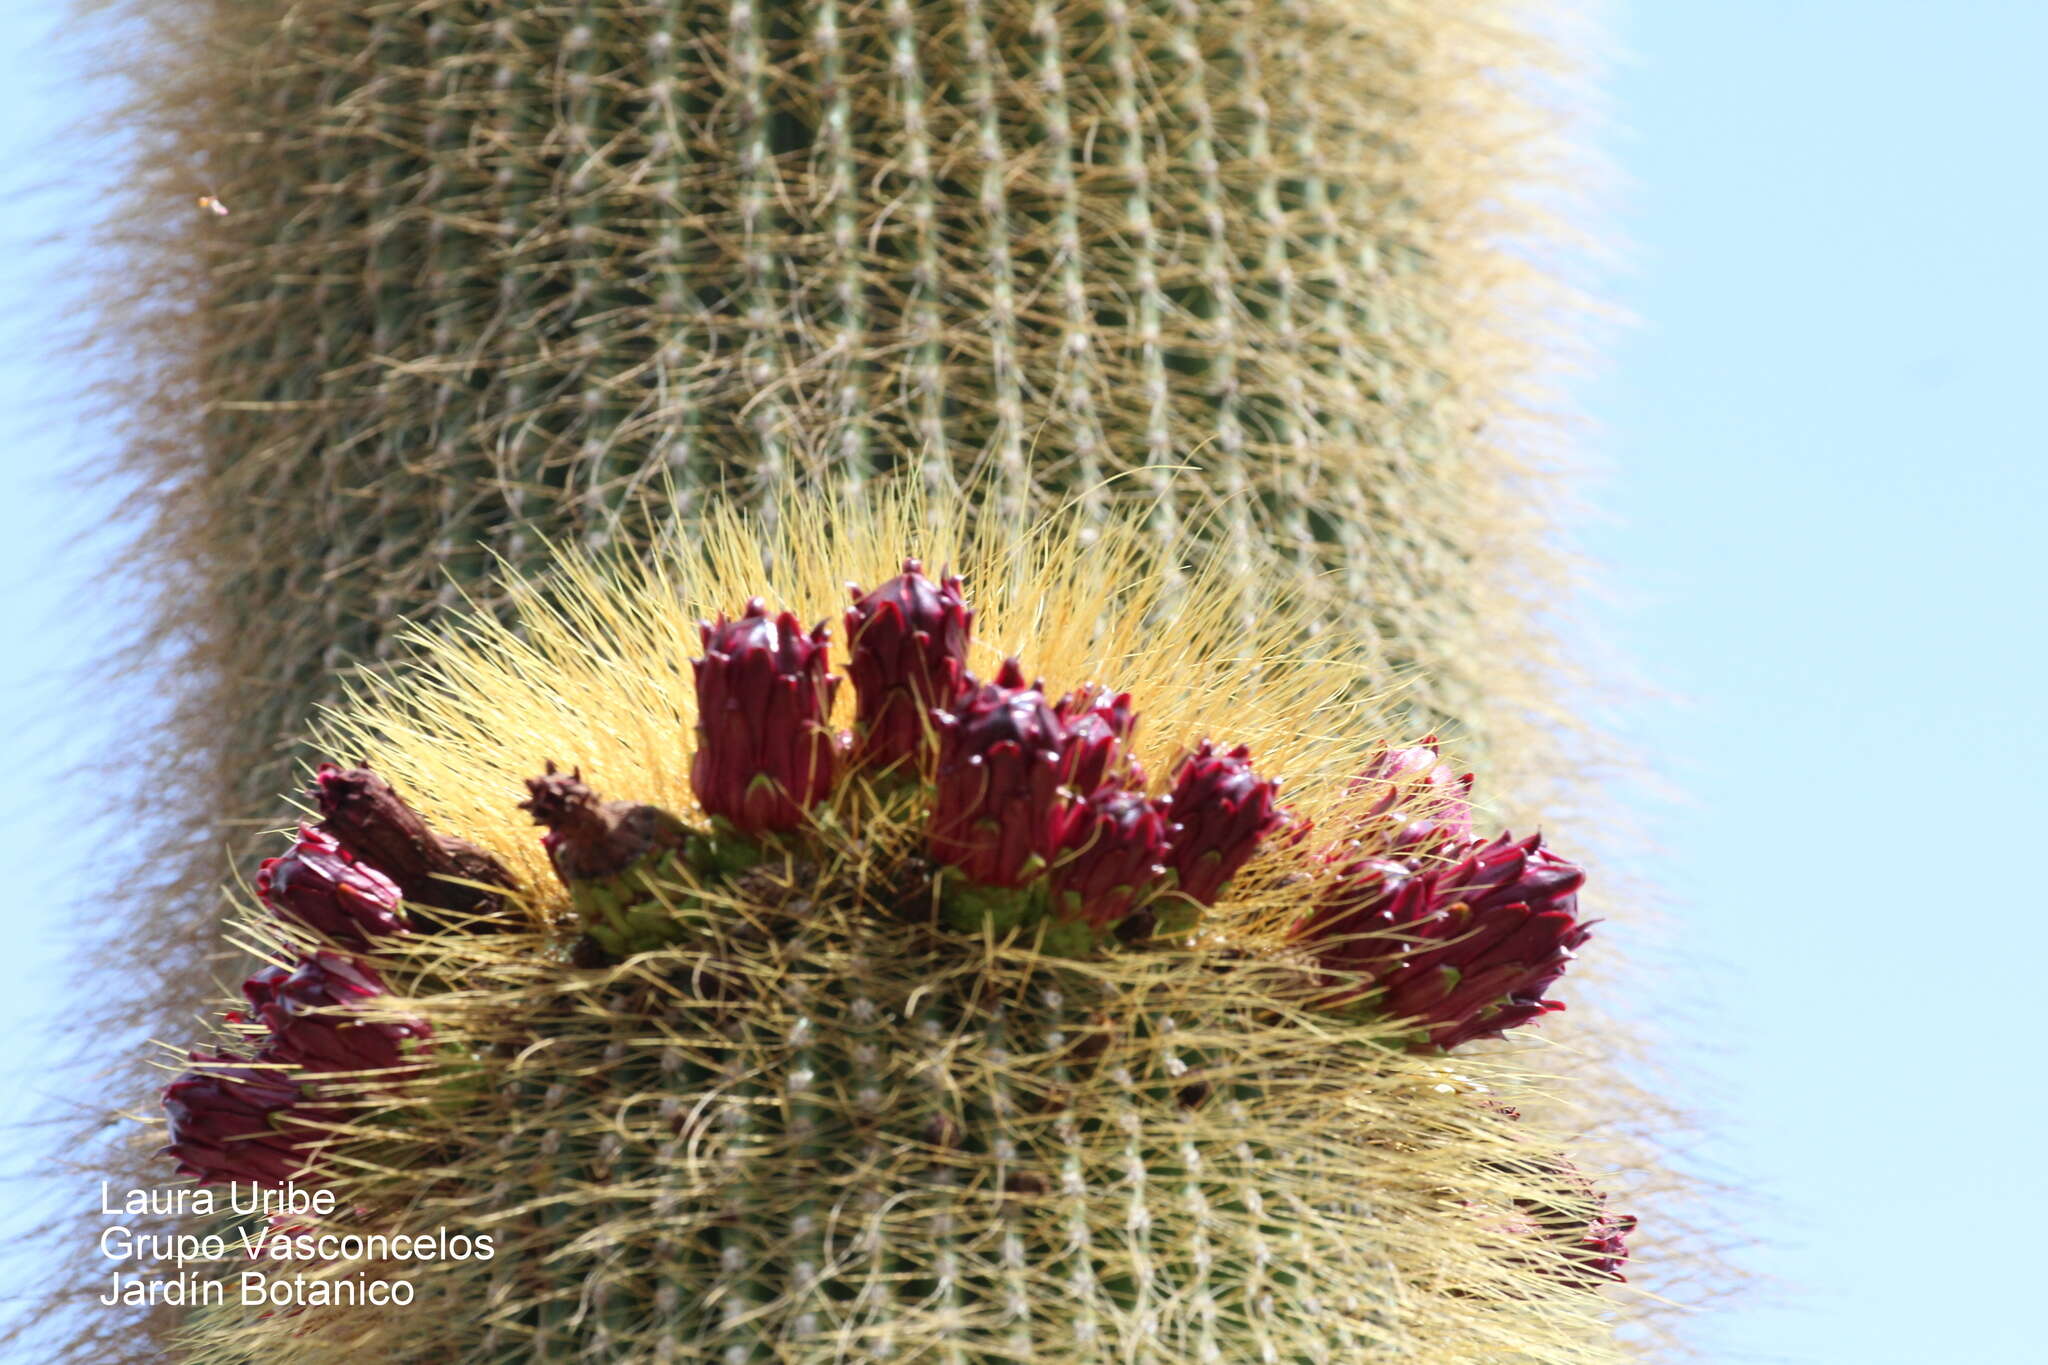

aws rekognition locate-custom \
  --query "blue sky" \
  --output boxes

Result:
[1590,5,2048,1361]
[3,4,2043,1360]
[0,6,142,1336]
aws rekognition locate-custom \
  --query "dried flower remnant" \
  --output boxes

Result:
[311,764,520,928]
[521,765,696,958]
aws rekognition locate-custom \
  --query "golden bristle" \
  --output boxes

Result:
[317,481,1422,885]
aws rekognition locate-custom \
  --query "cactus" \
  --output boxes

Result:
[156,494,1636,1362]
[53,0,1663,1355]
[92,0,1589,1038]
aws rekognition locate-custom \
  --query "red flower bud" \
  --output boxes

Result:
[161,1054,331,1187]
[1296,833,1591,1050]
[1047,786,1170,931]
[929,659,1068,886]
[1347,736,1474,853]
[844,560,973,773]
[1562,1202,1637,1289]
[243,952,428,1075]
[1385,833,1589,1050]
[692,599,841,835]
[256,825,407,948]
[311,765,520,927]
[1054,685,1141,794]
[1162,741,1284,905]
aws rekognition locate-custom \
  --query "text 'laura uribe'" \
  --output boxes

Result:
[96,1182,496,1308]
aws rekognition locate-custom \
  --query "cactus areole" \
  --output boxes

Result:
[156,551,1634,1362]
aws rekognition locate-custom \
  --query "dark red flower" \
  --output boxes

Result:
[256,824,407,948]
[1161,741,1284,906]
[1047,786,1170,932]
[242,952,428,1075]
[1296,833,1590,1050]
[161,1054,330,1187]
[692,599,841,835]
[1054,685,1140,794]
[928,659,1068,887]
[311,765,520,928]
[844,560,973,773]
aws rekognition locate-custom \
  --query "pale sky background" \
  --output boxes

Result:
[3,4,2043,1361]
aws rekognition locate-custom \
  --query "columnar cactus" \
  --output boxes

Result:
[62,0,1670,1355]
[149,499,1636,1363]
[91,0,1593,1107]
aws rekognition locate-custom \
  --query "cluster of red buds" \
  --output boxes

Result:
[875,567,1289,947]
[679,560,1288,950]
[162,951,429,1186]
[163,769,467,1184]
[160,558,1634,1280]
[1291,741,1592,1052]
